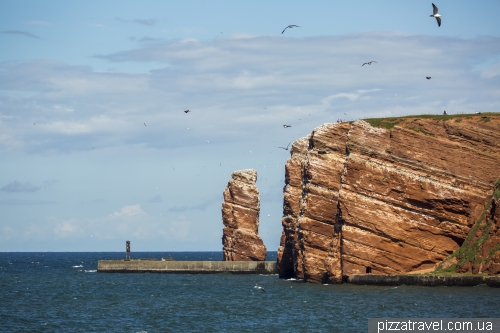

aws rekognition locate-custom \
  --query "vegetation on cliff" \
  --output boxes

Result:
[434,178,500,275]
[364,112,497,131]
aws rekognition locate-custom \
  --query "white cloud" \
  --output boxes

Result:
[53,218,83,238]
[1,33,499,153]
[109,204,144,217]
[51,204,194,242]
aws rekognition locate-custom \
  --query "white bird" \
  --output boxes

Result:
[362,61,377,66]
[282,25,300,34]
[254,284,265,292]
[429,3,441,27]
[283,124,292,128]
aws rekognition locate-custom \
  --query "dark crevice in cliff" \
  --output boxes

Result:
[324,123,353,283]
[342,255,402,274]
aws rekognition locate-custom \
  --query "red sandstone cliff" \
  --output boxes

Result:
[277,114,500,283]
[438,186,500,275]
[222,169,267,261]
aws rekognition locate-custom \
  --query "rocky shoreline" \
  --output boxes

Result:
[347,274,500,287]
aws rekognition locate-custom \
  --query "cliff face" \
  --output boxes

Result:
[438,183,500,275]
[222,169,267,261]
[277,115,500,283]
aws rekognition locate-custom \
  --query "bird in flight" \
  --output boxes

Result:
[282,25,300,34]
[426,76,432,80]
[254,284,265,292]
[429,3,441,27]
[144,123,146,126]
[278,143,291,150]
[362,61,377,66]
[184,110,190,113]
[283,124,292,128]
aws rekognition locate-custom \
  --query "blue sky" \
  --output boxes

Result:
[1,1,500,252]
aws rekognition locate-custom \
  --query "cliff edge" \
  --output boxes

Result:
[277,114,500,283]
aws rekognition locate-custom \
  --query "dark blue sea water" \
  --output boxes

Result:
[1,252,499,332]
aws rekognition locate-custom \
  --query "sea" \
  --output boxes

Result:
[1,252,499,333]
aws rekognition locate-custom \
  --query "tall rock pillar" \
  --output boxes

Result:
[222,169,267,261]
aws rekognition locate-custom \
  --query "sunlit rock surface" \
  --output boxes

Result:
[222,169,267,261]
[277,115,500,283]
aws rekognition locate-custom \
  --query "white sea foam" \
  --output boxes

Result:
[72,265,83,268]
[84,270,96,273]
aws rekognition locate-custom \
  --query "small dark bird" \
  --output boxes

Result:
[429,3,442,27]
[184,110,190,113]
[144,123,146,126]
[426,77,432,80]
[282,25,300,34]
[362,61,377,66]
[283,124,292,128]
[254,284,265,292]
[278,143,291,150]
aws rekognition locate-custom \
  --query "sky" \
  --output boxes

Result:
[1,1,500,252]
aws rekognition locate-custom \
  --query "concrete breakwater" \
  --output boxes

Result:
[347,274,500,287]
[97,260,499,287]
[97,260,277,274]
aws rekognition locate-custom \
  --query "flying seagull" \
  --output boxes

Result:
[429,3,441,27]
[254,284,265,292]
[184,109,190,113]
[278,143,291,150]
[362,61,377,66]
[426,76,432,80]
[283,124,292,128]
[282,25,300,34]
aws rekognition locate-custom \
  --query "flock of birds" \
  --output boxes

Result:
[175,3,443,158]
[102,3,450,293]
[254,3,443,292]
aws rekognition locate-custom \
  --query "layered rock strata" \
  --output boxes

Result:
[222,169,267,261]
[277,115,500,283]
[439,183,500,275]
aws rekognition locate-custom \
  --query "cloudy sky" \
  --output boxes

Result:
[1,1,499,252]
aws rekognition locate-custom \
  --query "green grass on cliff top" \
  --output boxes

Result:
[364,112,499,130]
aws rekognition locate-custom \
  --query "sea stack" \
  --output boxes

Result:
[222,169,267,261]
